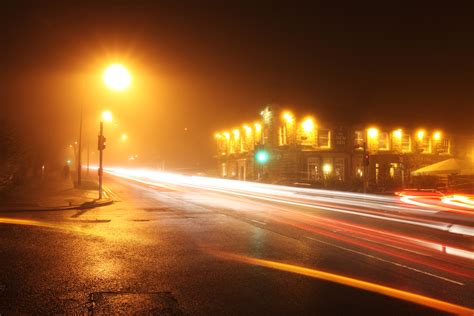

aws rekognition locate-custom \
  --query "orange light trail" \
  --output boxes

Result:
[268,212,473,279]
[207,249,474,315]
[275,206,473,261]
[103,168,474,276]
[442,195,474,210]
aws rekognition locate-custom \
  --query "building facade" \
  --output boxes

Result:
[214,105,468,191]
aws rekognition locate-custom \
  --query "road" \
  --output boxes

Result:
[0,168,473,315]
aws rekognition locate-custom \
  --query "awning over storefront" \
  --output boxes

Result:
[411,158,474,176]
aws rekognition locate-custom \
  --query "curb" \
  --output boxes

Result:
[0,198,114,213]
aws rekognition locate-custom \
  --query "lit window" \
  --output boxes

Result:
[318,129,331,148]
[354,131,364,149]
[378,132,389,150]
[334,158,345,181]
[221,163,227,177]
[307,157,321,181]
[279,125,288,145]
[435,138,450,154]
[389,163,399,178]
[401,134,411,152]
[420,138,431,153]
[322,158,333,178]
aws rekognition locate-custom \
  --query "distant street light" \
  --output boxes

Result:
[102,110,113,122]
[232,129,240,139]
[393,129,402,139]
[367,127,379,139]
[323,163,332,175]
[302,117,314,133]
[417,130,425,141]
[121,133,128,141]
[254,123,262,132]
[243,125,252,135]
[282,111,294,123]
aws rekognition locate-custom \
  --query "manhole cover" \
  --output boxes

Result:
[87,292,183,315]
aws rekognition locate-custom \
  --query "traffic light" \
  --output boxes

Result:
[98,135,106,150]
[364,153,369,166]
[255,150,269,164]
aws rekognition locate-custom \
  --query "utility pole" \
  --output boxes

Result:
[77,105,83,186]
[400,155,405,189]
[87,141,90,175]
[363,141,368,193]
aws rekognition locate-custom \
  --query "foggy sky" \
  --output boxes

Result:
[1,1,473,169]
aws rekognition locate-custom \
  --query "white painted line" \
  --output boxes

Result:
[304,236,464,286]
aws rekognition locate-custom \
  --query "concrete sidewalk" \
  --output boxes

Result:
[0,173,113,212]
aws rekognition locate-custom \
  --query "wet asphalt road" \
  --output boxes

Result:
[0,174,472,315]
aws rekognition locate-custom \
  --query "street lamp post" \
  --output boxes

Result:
[98,121,105,199]
[363,141,368,193]
[97,63,131,199]
[77,105,83,186]
[98,110,112,199]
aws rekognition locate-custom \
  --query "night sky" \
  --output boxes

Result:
[1,1,473,168]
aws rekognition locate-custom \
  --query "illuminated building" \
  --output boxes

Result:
[214,105,469,191]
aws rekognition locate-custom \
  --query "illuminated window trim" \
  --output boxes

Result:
[401,134,411,153]
[354,130,364,150]
[420,138,432,154]
[318,129,331,149]
[378,132,389,151]
[279,125,288,146]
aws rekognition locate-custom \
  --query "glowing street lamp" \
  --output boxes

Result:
[393,129,402,139]
[282,111,294,123]
[232,129,240,139]
[121,133,128,141]
[433,131,441,140]
[417,130,425,141]
[323,163,332,175]
[243,124,252,134]
[302,117,314,133]
[367,127,379,139]
[103,64,132,91]
[102,110,113,122]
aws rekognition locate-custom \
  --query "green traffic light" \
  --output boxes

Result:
[256,150,269,164]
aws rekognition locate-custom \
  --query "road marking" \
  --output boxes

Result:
[304,236,464,286]
[182,185,474,236]
[208,249,473,315]
[251,219,266,226]
[103,185,121,202]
